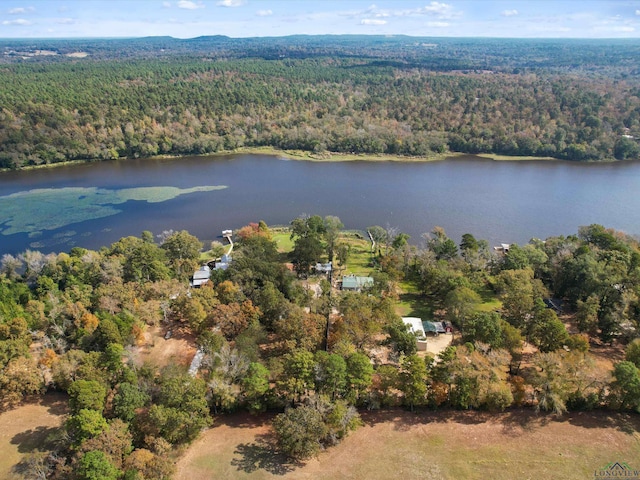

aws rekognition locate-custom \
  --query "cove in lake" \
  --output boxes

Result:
[0,154,639,255]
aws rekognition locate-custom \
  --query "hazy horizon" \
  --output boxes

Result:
[1,1,639,40]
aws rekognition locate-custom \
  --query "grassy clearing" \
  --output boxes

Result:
[271,230,294,254]
[0,393,68,479]
[271,229,374,277]
[175,409,640,480]
[476,298,502,312]
[396,292,434,320]
[395,279,432,318]
[132,325,197,371]
[394,277,502,319]
[476,285,503,313]
[339,232,375,277]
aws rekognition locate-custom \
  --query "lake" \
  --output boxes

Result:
[1,154,639,255]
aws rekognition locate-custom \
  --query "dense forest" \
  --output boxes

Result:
[1,218,640,479]
[1,35,640,168]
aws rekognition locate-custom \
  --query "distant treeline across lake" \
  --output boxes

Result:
[2,36,640,169]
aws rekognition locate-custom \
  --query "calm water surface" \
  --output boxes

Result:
[1,154,639,254]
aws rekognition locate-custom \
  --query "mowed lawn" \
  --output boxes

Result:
[271,229,375,277]
[176,409,640,480]
[0,393,68,479]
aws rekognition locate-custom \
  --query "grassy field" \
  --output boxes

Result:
[338,232,375,277]
[395,275,503,321]
[271,229,295,254]
[175,408,640,480]
[396,292,433,319]
[0,393,68,479]
[271,229,375,277]
[475,285,503,312]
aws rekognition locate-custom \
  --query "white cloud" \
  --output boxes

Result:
[216,0,245,7]
[350,2,460,27]
[502,10,518,17]
[426,21,450,27]
[392,2,461,20]
[361,18,387,25]
[636,10,640,16]
[55,18,75,24]
[2,18,32,25]
[178,0,204,9]
[163,1,171,7]
[421,2,453,17]
[8,7,34,14]
[256,9,273,17]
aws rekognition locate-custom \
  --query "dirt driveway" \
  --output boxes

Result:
[424,332,453,357]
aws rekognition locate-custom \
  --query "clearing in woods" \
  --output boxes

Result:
[0,393,68,479]
[175,408,640,480]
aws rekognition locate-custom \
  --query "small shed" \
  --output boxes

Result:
[341,275,374,291]
[315,262,333,274]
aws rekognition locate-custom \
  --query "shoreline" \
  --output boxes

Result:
[1,146,623,173]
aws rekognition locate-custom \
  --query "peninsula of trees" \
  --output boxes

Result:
[1,35,640,169]
[1,218,640,478]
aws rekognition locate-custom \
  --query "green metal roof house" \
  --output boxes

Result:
[341,275,374,291]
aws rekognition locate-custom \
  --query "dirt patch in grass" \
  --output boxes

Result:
[588,341,627,373]
[131,324,197,370]
[175,408,640,480]
[423,333,453,358]
[0,392,68,479]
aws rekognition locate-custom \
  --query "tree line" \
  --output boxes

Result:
[1,37,640,169]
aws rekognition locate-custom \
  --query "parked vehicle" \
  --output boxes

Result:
[423,321,440,336]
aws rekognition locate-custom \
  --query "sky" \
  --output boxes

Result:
[1,0,640,39]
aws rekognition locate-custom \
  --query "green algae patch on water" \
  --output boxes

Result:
[114,186,225,203]
[0,185,227,236]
